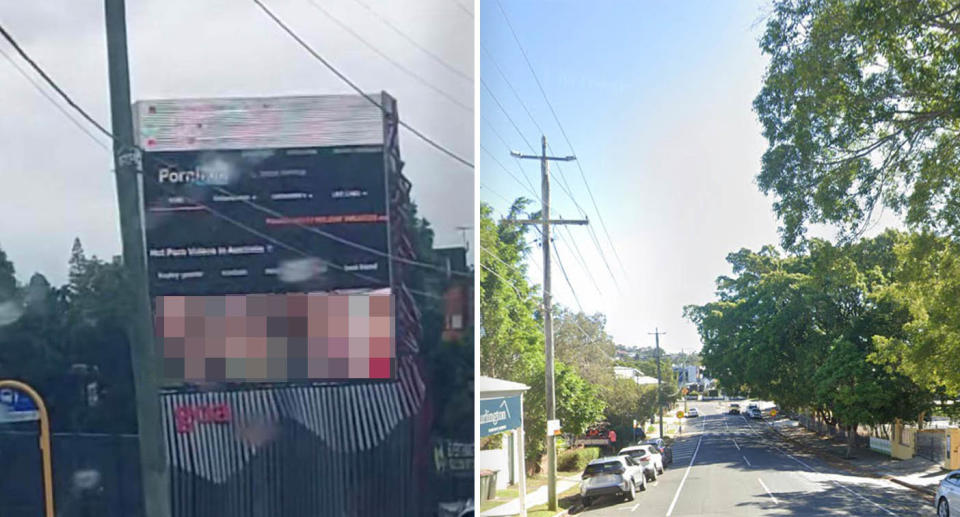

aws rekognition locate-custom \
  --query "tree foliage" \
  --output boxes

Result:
[479,201,607,469]
[755,0,960,247]
[685,231,933,454]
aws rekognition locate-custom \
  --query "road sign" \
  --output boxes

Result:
[0,387,40,423]
[676,410,684,419]
[770,409,778,417]
[547,419,561,436]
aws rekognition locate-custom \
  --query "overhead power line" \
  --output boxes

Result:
[494,0,630,280]
[350,0,472,83]
[0,19,467,284]
[305,0,472,113]
[251,0,473,169]
[551,237,585,315]
[0,44,109,151]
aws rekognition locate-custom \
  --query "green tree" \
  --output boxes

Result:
[553,307,616,386]
[602,379,658,447]
[686,232,933,454]
[479,201,607,470]
[754,0,960,247]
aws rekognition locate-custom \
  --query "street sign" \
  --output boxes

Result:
[770,409,778,417]
[0,387,40,423]
[676,410,684,419]
[547,419,561,436]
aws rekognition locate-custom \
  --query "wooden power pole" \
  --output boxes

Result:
[511,136,587,511]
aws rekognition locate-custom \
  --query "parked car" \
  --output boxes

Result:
[686,408,700,418]
[619,444,665,481]
[645,437,673,464]
[748,408,763,419]
[936,470,960,516]
[729,403,740,415]
[579,456,646,507]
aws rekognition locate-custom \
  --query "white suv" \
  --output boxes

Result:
[579,456,646,507]
[618,444,665,481]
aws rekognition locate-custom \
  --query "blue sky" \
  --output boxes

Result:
[480,0,780,353]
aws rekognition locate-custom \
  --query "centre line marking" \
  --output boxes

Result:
[742,455,752,467]
[666,434,703,517]
[758,478,778,504]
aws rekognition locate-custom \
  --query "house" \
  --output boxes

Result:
[613,366,659,385]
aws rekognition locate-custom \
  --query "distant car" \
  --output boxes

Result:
[579,456,646,507]
[645,437,673,464]
[619,445,664,481]
[937,470,960,516]
[747,403,759,411]
[748,408,763,419]
[729,403,740,415]
[686,408,699,418]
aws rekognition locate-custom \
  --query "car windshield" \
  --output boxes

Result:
[585,461,624,475]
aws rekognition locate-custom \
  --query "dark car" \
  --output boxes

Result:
[645,437,673,464]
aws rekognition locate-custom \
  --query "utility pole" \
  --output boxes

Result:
[104,2,171,516]
[510,136,586,511]
[649,328,666,438]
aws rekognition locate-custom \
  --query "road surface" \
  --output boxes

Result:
[573,402,931,516]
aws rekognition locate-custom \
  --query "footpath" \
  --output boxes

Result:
[764,417,944,496]
[479,473,581,517]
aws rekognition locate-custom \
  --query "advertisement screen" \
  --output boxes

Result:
[142,144,395,383]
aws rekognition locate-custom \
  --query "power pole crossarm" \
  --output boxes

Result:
[511,219,589,226]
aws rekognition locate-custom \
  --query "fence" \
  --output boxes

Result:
[869,437,892,456]
[797,413,869,447]
[916,430,947,464]
[0,431,143,517]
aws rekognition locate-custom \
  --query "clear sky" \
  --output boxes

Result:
[480,0,781,353]
[0,0,473,287]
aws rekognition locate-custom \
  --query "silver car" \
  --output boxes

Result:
[936,470,960,516]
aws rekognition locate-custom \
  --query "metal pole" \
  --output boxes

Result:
[0,380,54,517]
[518,395,528,517]
[103,2,171,516]
[541,135,558,511]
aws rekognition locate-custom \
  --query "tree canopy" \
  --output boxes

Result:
[755,0,960,247]
[685,231,933,454]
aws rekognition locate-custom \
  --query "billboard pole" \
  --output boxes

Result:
[104,2,171,516]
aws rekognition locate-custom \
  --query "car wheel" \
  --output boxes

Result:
[939,497,950,517]
[657,463,664,475]
[582,496,592,508]
[648,467,658,482]
[638,475,647,491]
[625,480,636,501]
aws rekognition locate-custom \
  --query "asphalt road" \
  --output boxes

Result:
[571,402,932,516]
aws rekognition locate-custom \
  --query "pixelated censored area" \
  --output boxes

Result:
[156,292,395,383]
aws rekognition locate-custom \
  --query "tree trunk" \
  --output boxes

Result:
[846,424,857,458]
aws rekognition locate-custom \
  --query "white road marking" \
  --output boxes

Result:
[758,478,779,504]
[769,445,897,516]
[742,455,752,467]
[666,434,703,517]
[732,438,740,450]
[629,503,639,512]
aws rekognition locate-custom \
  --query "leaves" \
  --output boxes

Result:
[756,0,960,247]
[685,231,933,429]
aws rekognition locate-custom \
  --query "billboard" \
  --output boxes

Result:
[135,94,397,383]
